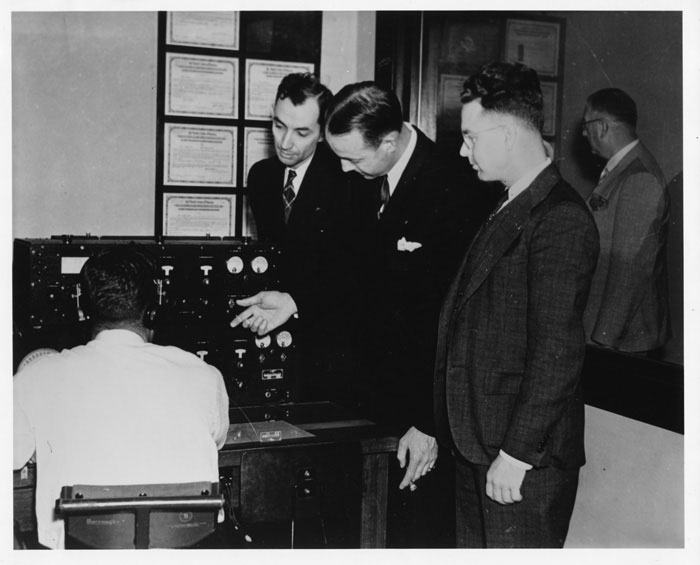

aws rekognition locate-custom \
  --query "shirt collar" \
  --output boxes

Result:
[505,157,552,204]
[286,150,315,196]
[94,328,147,344]
[604,139,639,174]
[385,123,417,196]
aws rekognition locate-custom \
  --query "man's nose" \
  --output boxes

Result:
[280,131,294,148]
[459,142,470,158]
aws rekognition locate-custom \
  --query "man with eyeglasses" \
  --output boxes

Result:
[433,62,599,547]
[581,88,670,354]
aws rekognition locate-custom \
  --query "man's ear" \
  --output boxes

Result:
[380,131,399,153]
[503,121,516,151]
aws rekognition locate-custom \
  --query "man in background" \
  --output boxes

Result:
[14,247,229,549]
[581,87,670,354]
[247,72,357,403]
[434,62,599,547]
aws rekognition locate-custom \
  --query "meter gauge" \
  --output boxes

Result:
[254,334,272,349]
[226,255,244,274]
[275,330,293,348]
[250,255,269,274]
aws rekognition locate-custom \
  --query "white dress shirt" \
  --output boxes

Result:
[13,329,229,549]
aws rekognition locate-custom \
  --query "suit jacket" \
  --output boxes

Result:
[247,142,361,406]
[583,141,670,352]
[354,127,493,435]
[434,165,599,469]
[247,142,353,329]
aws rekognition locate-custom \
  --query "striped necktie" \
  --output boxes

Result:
[377,175,390,218]
[283,169,297,223]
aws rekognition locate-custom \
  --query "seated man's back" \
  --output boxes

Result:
[13,248,229,549]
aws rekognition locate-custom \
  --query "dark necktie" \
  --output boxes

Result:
[488,189,509,221]
[283,169,297,223]
[377,175,390,218]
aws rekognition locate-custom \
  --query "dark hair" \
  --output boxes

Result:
[460,62,544,132]
[80,247,156,324]
[276,73,333,129]
[325,81,403,148]
[586,88,637,128]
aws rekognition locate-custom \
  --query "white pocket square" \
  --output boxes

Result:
[397,237,422,252]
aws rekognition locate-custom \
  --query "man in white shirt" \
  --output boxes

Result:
[581,87,670,353]
[14,247,229,549]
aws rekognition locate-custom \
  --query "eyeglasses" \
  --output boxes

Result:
[581,118,604,132]
[461,125,505,149]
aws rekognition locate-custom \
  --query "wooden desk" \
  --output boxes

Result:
[13,402,399,549]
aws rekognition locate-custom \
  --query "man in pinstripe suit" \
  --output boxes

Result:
[433,62,599,548]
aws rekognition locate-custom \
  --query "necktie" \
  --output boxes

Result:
[589,193,608,211]
[283,169,297,223]
[377,175,390,218]
[488,189,509,221]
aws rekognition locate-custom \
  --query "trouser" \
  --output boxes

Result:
[386,447,455,548]
[454,454,579,548]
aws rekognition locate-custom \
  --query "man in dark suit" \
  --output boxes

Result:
[434,62,599,548]
[247,73,355,403]
[581,88,670,353]
[323,82,491,488]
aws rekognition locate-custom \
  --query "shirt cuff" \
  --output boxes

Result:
[499,449,533,470]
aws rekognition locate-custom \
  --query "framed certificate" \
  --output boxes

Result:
[166,11,239,50]
[504,19,561,77]
[163,193,236,237]
[165,53,238,118]
[243,127,275,186]
[245,59,315,120]
[163,124,237,187]
[540,81,558,137]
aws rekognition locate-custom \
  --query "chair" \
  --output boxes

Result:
[56,481,223,549]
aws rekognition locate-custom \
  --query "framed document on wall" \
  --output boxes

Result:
[163,193,236,236]
[504,19,561,77]
[166,11,239,50]
[165,53,238,119]
[163,124,237,187]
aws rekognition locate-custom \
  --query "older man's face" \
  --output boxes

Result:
[581,106,606,157]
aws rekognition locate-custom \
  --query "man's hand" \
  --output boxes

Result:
[397,427,438,490]
[230,291,297,336]
[485,453,527,505]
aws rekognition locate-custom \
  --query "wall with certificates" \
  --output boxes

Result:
[155,11,322,237]
[384,13,565,159]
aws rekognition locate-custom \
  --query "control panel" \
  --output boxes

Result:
[13,236,299,406]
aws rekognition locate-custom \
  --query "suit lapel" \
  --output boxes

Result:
[453,165,560,313]
[378,129,430,223]
[591,143,643,200]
